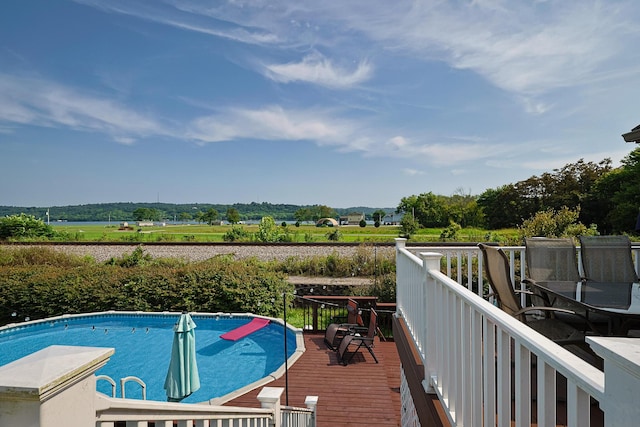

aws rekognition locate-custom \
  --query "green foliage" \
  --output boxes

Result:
[399,212,418,239]
[105,246,153,267]
[276,245,395,278]
[132,208,162,221]
[374,221,380,228]
[201,208,220,225]
[0,248,291,326]
[225,207,241,224]
[326,229,342,241]
[256,216,280,242]
[0,214,57,240]
[223,226,251,242]
[372,209,387,223]
[359,219,366,228]
[0,246,90,267]
[440,221,461,241]
[518,206,597,239]
[351,274,396,303]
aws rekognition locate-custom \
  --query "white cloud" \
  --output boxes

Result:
[186,105,350,144]
[72,0,640,103]
[264,52,373,89]
[0,74,170,143]
[403,168,424,176]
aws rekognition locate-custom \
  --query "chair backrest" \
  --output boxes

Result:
[579,235,639,283]
[366,308,378,339]
[524,237,582,282]
[478,244,523,320]
[346,299,360,324]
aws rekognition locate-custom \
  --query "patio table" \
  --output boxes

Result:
[530,280,640,336]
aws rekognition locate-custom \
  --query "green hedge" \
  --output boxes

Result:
[0,248,292,326]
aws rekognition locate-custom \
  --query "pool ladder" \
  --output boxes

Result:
[96,375,146,400]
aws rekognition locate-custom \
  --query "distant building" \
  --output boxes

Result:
[382,212,403,225]
[137,221,154,227]
[339,212,365,225]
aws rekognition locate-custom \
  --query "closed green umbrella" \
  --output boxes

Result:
[164,312,200,401]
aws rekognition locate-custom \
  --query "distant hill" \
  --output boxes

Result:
[0,203,396,222]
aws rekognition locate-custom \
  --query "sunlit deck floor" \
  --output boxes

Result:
[226,333,402,426]
[225,333,606,427]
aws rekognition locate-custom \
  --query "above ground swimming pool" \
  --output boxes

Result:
[0,311,301,403]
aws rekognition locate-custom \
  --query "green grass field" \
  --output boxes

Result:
[50,223,518,243]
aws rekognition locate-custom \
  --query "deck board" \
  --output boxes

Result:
[226,333,402,426]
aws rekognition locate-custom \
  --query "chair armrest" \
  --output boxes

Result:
[514,306,601,335]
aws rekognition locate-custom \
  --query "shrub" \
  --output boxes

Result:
[223,226,250,242]
[0,250,291,326]
[0,214,57,240]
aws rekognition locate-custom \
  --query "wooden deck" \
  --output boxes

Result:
[226,333,402,426]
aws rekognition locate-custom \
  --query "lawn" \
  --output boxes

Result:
[49,222,517,244]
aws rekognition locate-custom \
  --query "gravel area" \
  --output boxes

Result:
[20,243,396,263]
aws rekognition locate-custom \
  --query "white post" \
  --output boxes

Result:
[0,345,114,427]
[421,252,443,395]
[257,387,284,427]
[586,337,640,427]
[305,395,319,424]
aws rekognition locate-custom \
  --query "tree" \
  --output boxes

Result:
[477,185,523,229]
[201,208,219,226]
[399,212,418,239]
[256,216,280,242]
[226,208,241,224]
[588,148,640,234]
[0,214,57,240]
[397,192,448,228]
[315,205,336,221]
[132,208,161,221]
[359,219,367,228]
[178,212,192,223]
[372,209,387,223]
[294,207,314,223]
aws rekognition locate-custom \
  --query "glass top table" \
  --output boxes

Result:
[529,280,640,335]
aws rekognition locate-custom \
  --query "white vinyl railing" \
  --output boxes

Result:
[395,238,640,427]
[404,242,640,307]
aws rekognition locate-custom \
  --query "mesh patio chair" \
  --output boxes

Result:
[524,237,583,283]
[324,299,365,351]
[337,308,379,365]
[579,235,639,283]
[479,244,598,344]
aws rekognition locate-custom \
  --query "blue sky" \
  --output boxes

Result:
[1,0,639,209]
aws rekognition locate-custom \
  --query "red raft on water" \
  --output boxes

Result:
[220,318,270,341]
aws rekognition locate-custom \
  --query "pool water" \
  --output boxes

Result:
[0,312,298,403]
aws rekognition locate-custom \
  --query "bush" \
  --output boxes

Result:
[223,226,250,242]
[0,248,291,326]
[0,214,57,240]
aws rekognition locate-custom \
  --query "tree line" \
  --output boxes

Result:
[0,202,390,223]
[396,148,640,236]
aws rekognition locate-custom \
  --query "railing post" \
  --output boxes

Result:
[312,301,319,332]
[587,337,640,427]
[257,386,284,427]
[421,252,443,395]
[305,395,319,425]
[0,345,114,427]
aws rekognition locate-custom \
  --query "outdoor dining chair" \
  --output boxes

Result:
[579,235,639,284]
[479,244,598,345]
[524,237,583,283]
